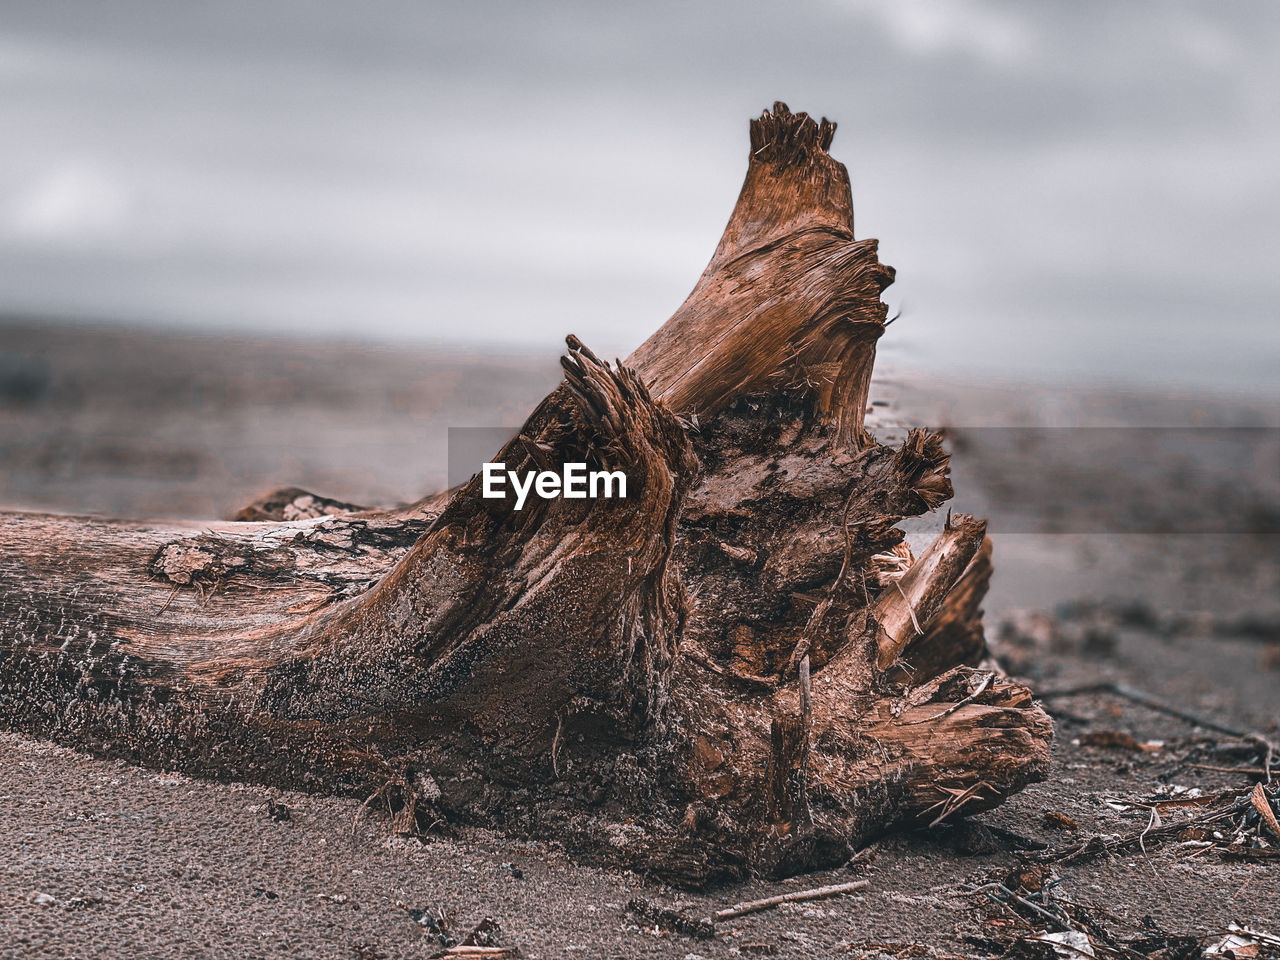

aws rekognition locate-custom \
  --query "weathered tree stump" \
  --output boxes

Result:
[0,103,1051,886]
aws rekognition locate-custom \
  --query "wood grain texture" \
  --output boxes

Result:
[626,103,893,446]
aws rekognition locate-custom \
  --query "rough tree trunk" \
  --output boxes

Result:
[0,103,1051,886]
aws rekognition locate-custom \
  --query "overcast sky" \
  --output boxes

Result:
[1,1,1277,391]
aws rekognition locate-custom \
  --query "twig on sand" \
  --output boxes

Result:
[714,879,870,921]
[962,881,1068,928]
[550,714,564,778]
[1188,763,1274,777]
[628,882,872,939]
[842,842,879,869]
[1036,681,1274,748]
[1247,733,1275,784]
[1138,804,1162,855]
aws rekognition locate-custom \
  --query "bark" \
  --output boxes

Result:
[0,103,1051,886]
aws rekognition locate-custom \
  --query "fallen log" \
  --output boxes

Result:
[0,102,1051,886]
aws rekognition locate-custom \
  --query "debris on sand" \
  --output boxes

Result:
[427,917,519,958]
[1041,811,1080,832]
[460,918,504,948]
[1204,924,1280,957]
[1035,783,1280,865]
[266,797,292,822]
[1039,681,1254,741]
[626,879,871,941]
[406,905,458,947]
[965,869,1276,960]
[625,898,716,940]
[1028,930,1094,959]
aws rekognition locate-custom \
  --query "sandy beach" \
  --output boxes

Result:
[2,322,1278,957]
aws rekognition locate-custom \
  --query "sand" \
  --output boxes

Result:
[2,322,1278,958]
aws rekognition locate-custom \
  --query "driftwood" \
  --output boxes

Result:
[0,103,1051,886]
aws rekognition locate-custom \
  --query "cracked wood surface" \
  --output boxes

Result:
[0,103,1051,885]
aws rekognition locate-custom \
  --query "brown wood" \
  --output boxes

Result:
[713,879,871,921]
[0,103,1051,886]
[626,105,893,447]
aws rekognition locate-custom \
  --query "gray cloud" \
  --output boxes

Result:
[1,0,1276,390]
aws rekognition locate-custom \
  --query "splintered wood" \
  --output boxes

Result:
[0,102,1051,885]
